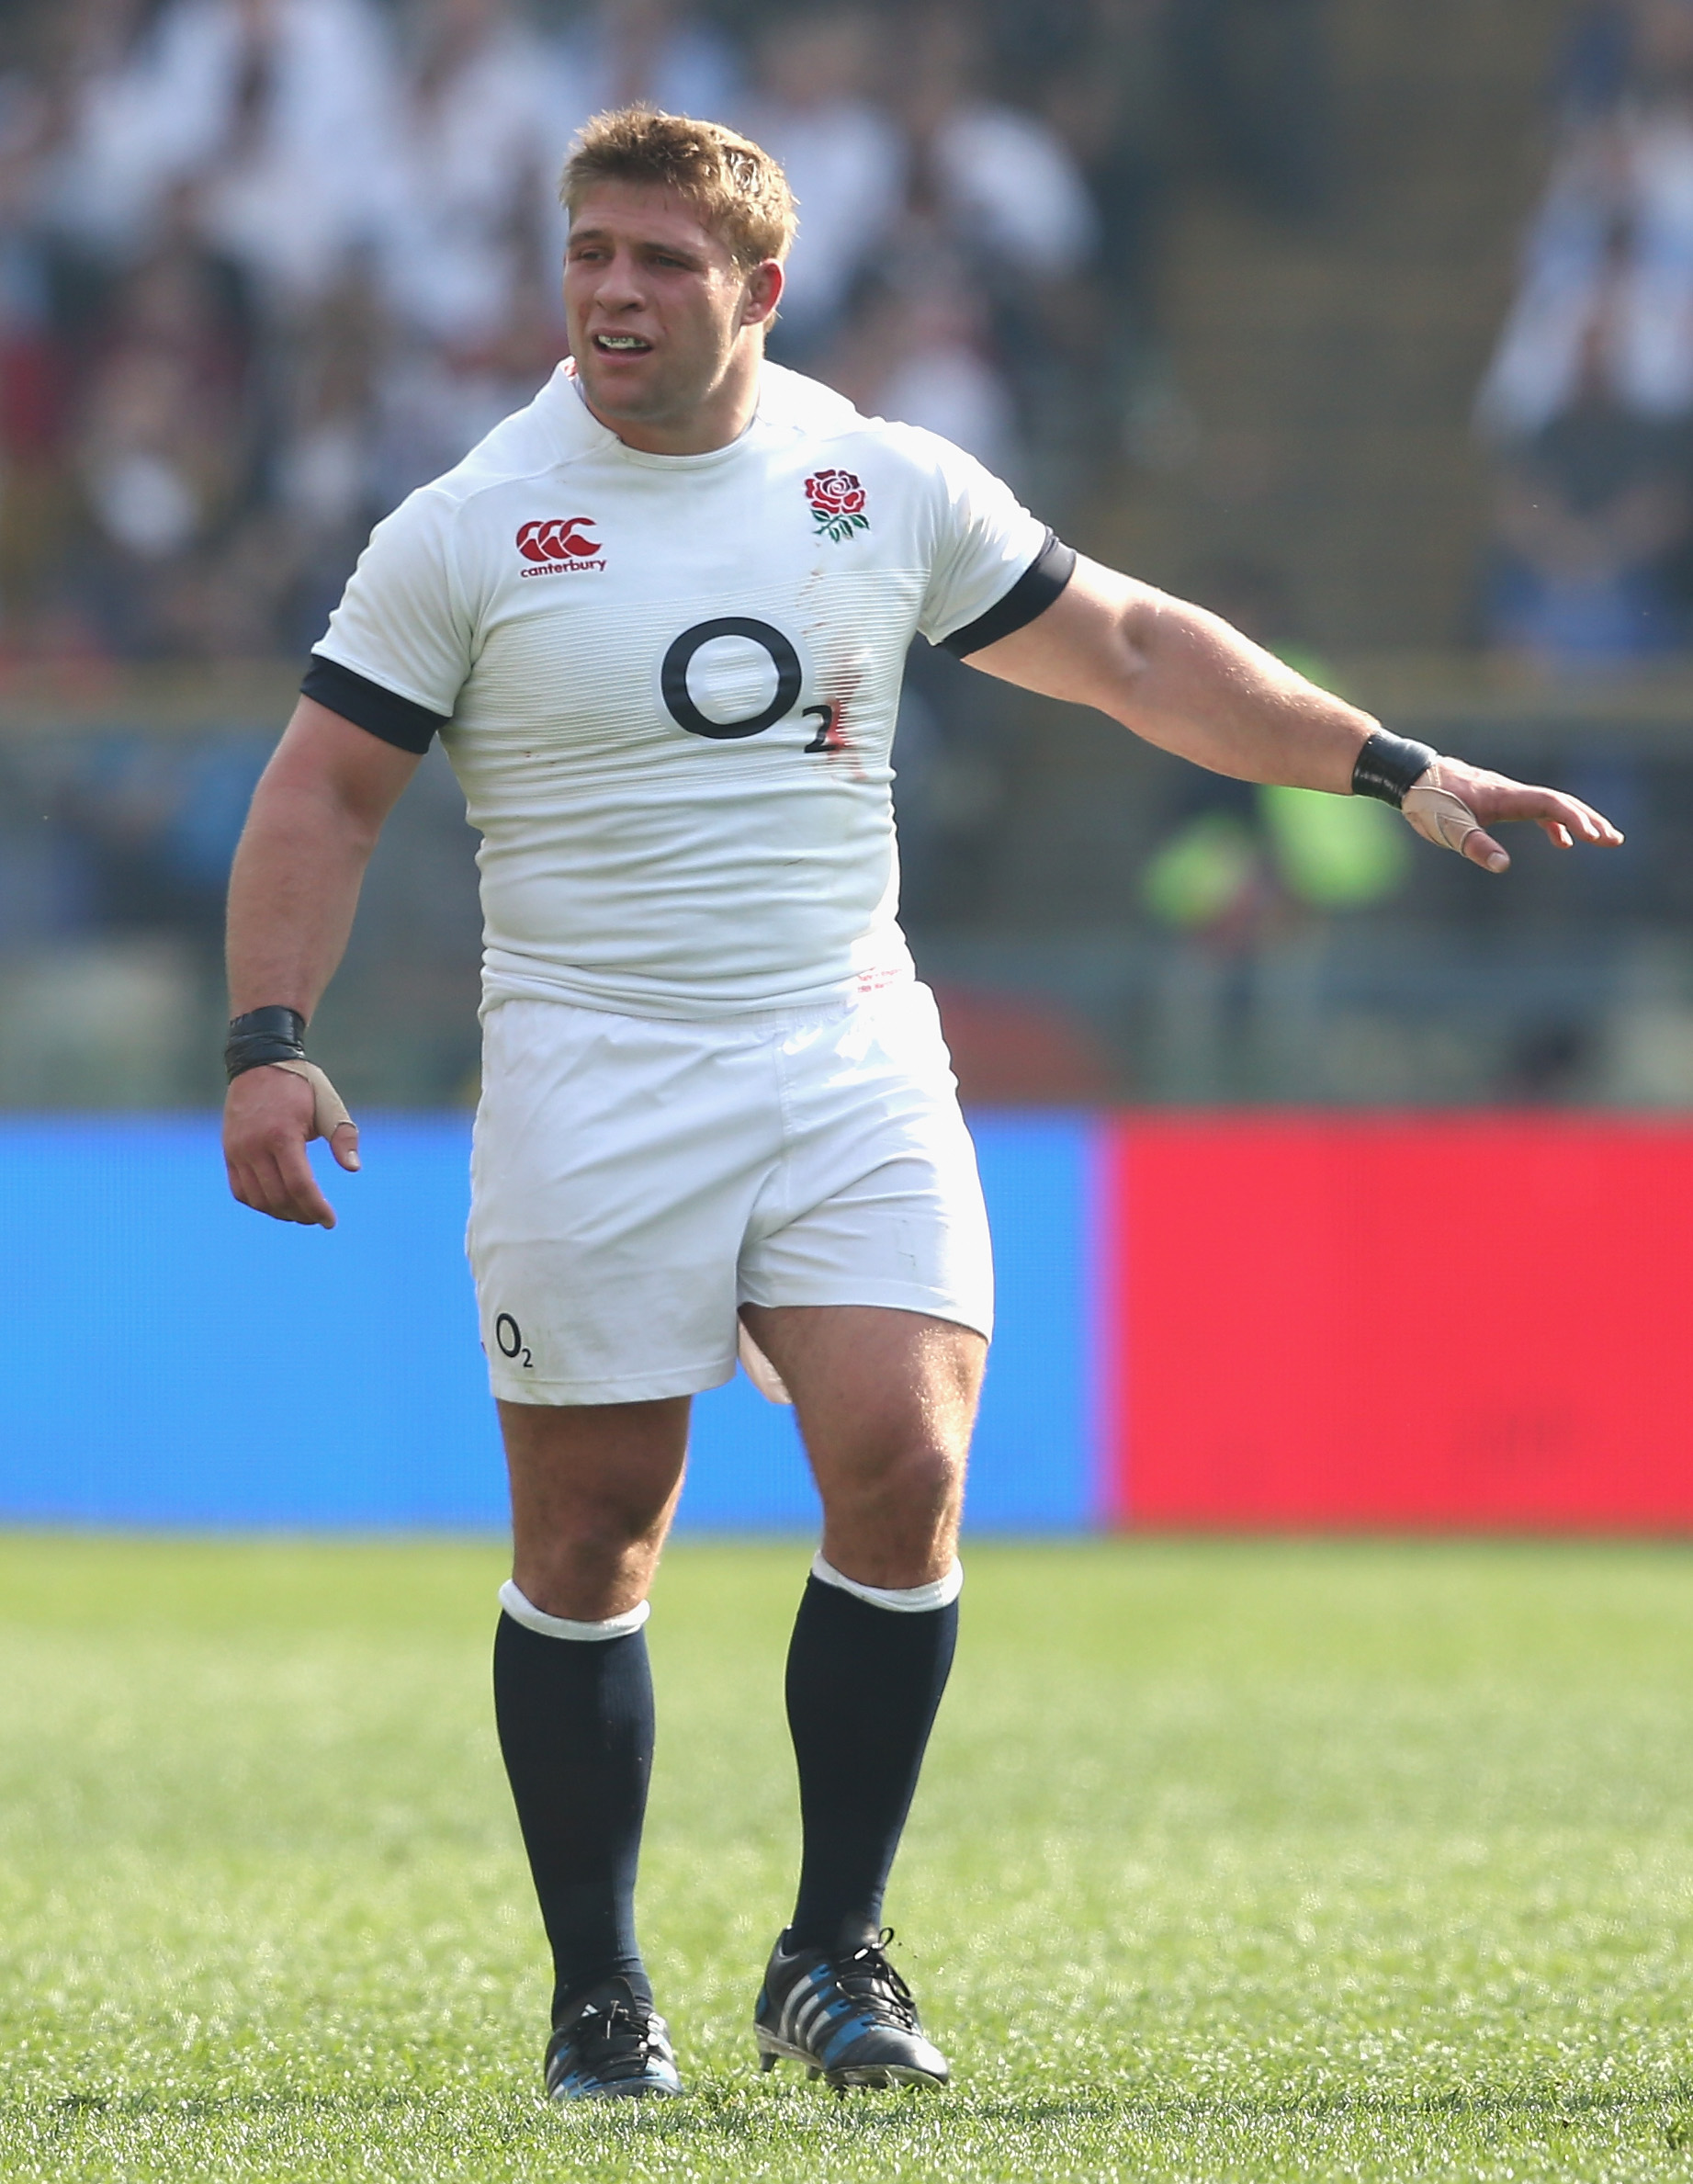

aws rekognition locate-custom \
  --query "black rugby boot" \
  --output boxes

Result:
[544,1976,683,2101]
[753,1926,947,2092]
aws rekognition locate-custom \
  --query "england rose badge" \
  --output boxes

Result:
[805,470,869,545]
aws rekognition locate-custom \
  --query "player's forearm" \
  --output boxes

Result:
[225,771,383,1019]
[973,560,1379,793]
[1109,588,1376,793]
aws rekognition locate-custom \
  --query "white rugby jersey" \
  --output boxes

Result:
[306,361,1073,1018]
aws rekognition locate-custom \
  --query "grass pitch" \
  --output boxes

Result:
[1,1535,1692,2181]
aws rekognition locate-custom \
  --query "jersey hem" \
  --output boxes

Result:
[478,956,917,1024]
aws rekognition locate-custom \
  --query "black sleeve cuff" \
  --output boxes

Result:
[300,655,450,754]
[941,530,1078,659]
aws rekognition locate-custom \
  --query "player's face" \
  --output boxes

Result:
[564,184,781,453]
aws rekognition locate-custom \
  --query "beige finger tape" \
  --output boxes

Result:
[272,1058,355,1137]
[1402,783,1483,856]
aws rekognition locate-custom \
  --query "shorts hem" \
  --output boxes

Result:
[737,1279,993,1343]
[491,1355,738,1407]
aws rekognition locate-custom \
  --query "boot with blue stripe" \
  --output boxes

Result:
[544,1976,683,2100]
[753,1926,947,2092]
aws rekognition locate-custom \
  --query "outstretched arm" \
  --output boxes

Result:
[966,556,1622,870]
[223,697,422,1228]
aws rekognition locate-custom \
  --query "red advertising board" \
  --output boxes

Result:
[1105,1116,1693,1528]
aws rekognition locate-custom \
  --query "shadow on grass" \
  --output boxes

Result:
[19,2082,1693,2133]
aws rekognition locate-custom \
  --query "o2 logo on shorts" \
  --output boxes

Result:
[494,1312,534,1368]
[661,617,803,740]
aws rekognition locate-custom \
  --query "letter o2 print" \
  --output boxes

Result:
[660,617,803,741]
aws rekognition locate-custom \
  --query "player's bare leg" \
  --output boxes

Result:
[738,1303,985,2092]
[494,1398,690,2099]
[502,1395,690,1619]
[739,1304,982,1586]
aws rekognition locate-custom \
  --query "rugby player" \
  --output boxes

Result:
[220,109,1621,2102]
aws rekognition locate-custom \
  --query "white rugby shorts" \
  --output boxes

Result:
[467,981,994,1405]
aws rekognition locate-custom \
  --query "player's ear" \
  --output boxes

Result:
[742,258,783,330]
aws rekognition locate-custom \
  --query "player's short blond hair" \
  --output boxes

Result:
[561,107,796,270]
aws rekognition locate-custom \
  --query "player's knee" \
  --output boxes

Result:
[518,1494,663,1558]
[900,1441,965,1523]
[512,1487,669,1594]
[514,1523,661,1622]
[839,1432,963,1526]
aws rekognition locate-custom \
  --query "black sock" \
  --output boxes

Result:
[492,1609,654,2023]
[783,1572,958,1953]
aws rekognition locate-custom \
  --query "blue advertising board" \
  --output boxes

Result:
[0,1116,1100,1533]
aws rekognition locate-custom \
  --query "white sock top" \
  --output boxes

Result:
[810,1553,964,1613]
[498,1579,650,1641]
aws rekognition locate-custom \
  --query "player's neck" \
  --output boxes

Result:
[578,348,764,458]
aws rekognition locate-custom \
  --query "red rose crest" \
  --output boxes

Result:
[804,470,869,546]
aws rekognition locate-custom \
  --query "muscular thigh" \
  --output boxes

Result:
[501,1395,691,1621]
[739,1303,987,1589]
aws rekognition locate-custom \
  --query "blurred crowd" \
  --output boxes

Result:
[1480,0,1693,667]
[0,0,1331,666]
[7,0,1691,1108]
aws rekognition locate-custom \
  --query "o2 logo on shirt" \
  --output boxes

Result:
[661,617,803,740]
[516,517,605,575]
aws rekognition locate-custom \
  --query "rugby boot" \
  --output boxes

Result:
[544,1976,683,2100]
[753,1926,948,2092]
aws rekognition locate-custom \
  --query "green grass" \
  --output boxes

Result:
[3,1535,1693,2180]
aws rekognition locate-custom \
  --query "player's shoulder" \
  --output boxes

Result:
[360,367,597,572]
[757,365,991,486]
[424,366,593,509]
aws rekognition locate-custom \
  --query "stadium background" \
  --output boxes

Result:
[1,0,1690,1532]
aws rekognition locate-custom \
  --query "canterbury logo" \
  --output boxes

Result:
[517,516,603,564]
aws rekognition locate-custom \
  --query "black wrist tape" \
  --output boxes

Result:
[1352,730,1439,808]
[225,1005,308,1081]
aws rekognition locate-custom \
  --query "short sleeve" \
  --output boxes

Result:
[914,436,1069,652]
[310,486,475,732]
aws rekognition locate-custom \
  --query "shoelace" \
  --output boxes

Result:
[832,1929,919,2031]
[571,2000,664,2076]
